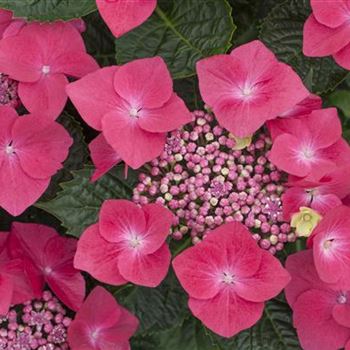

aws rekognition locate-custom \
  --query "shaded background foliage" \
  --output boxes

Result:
[1,0,349,348]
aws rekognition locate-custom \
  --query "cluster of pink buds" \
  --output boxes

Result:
[0,290,72,350]
[133,110,297,254]
[0,73,19,108]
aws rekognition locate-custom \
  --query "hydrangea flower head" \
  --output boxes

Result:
[96,0,157,38]
[303,0,350,70]
[196,40,309,137]
[8,222,85,311]
[133,110,297,254]
[173,222,290,337]
[0,289,73,349]
[0,21,99,119]
[0,106,73,216]
[307,205,350,287]
[74,200,173,287]
[67,57,192,169]
[68,286,139,350]
[286,249,350,350]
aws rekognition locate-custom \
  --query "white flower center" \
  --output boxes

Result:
[221,272,235,284]
[42,65,50,74]
[43,266,53,275]
[5,144,14,155]
[129,236,142,248]
[337,294,347,304]
[129,107,139,118]
[300,147,315,160]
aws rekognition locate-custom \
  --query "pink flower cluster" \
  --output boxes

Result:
[133,110,295,253]
[286,206,350,350]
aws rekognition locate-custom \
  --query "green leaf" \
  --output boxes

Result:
[259,0,348,94]
[157,318,218,350]
[82,11,116,66]
[210,297,301,350]
[36,165,138,237]
[120,270,189,335]
[40,113,88,201]
[0,0,97,21]
[115,0,235,79]
[173,76,202,110]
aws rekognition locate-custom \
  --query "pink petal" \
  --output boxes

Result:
[117,243,171,287]
[282,187,311,220]
[333,302,350,328]
[189,290,264,338]
[42,237,85,311]
[234,250,290,302]
[311,205,350,285]
[307,108,342,149]
[66,66,119,130]
[67,320,97,350]
[1,259,35,305]
[0,106,18,169]
[269,133,312,177]
[0,156,49,216]
[321,138,350,168]
[89,134,121,182]
[173,238,231,300]
[74,224,127,286]
[20,21,86,59]
[74,286,121,329]
[311,193,342,215]
[278,93,322,118]
[333,41,350,69]
[196,54,245,108]
[0,9,13,38]
[113,57,172,109]
[96,0,156,38]
[18,74,69,120]
[285,250,329,307]
[0,34,42,82]
[99,200,146,244]
[0,273,13,315]
[303,14,350,56]
[52,51,99,78]
[2,19,26,38]
[142,203,174,254]
[311,0,350,28]
[138,94,192,133]
[11,114,72,179]
[293,289,350,350]
[102,110,166,169]
[68,19,86,33]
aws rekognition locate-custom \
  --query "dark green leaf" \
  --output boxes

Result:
[0,0,96,21]
[120,270,189,335]
[173,76,202,110]
[115,0,235,79]
[83,11,116,66]
[259,0,348,94]
[36,165,138,237]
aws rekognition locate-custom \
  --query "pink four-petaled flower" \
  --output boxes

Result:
[196,40,309,137]
[0,21,98,119]
[74,200,173,287]
[67,56,192,170]
[173,222,290,337]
